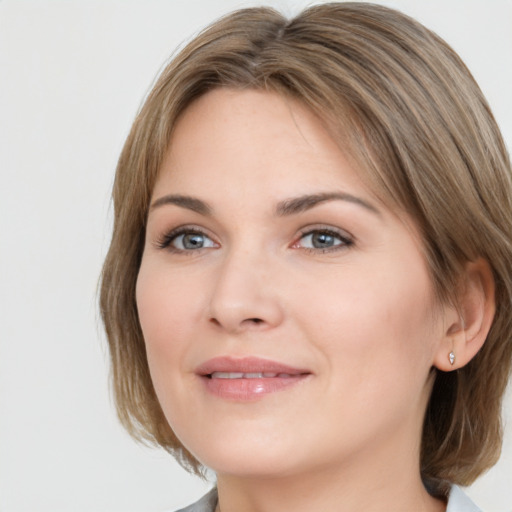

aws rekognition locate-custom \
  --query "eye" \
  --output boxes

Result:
[174,232,215,250]
[294,228,353,252]
[157,228,217,252]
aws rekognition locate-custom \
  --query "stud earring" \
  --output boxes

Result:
[448,351,455,365]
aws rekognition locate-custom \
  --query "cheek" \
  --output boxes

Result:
[289,256,438,370]
[136,261,202,373]
[294,266,438,434]
[135,262,207,432]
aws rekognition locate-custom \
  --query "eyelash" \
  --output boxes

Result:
[155,226,354,254]
[294,227,354,254]
[155,226,216,253]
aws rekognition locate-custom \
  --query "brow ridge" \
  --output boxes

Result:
[150,194,212,216]
[150,191,379,217]
[275,192,379,216]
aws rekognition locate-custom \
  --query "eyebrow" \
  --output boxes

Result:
[275,192,380,216]
[150,191,380,217]
[150,194,212,216]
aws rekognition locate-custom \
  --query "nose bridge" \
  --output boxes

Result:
[208,241,283,333]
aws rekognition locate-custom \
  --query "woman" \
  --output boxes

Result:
[100,3,512,511]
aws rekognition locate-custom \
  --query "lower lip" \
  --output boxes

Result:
[201,375,308,400]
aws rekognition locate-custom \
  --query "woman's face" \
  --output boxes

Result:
[136,88,448,478]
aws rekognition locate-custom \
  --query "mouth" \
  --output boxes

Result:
[209,371,299,379]
[196,356,312,401]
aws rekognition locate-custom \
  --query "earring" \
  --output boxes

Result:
[448,351,455,365]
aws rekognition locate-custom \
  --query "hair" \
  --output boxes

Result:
[100,2,512,496]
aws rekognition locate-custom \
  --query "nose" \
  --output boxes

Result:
[207,249,284,334]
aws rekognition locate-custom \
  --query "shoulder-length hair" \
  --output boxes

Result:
[100,2,512,496]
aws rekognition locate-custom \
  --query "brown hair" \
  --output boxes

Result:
[100,2,512,495]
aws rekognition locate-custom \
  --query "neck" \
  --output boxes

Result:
[215,436,446,512]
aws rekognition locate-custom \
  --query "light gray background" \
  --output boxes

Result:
[1,1,511,511]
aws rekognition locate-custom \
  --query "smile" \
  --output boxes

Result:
[210,372,295,379]
[196,357,311,400]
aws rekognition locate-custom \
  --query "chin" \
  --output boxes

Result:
[180,428,308,478]
[202,451,303,479]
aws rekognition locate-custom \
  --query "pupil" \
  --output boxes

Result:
[312,232,334,248]
[183,233,204,249]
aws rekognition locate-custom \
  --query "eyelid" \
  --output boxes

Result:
[153,223,354,254]
[154,225,219,252]
[291,225,354,252]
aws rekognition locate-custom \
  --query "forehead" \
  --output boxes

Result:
[154,88,373,203]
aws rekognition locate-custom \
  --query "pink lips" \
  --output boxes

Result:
[196,356,311,401]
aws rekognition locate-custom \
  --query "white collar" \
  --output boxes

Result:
[446,485,482,512]
[175,485,482,512]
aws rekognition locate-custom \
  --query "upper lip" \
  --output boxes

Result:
[195,356,311,376]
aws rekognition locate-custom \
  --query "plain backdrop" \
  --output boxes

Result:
[1,1,511,511]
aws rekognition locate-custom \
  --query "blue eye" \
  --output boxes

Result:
[174,232,215,250]
[297,229,352,251]
[158,229,217,252]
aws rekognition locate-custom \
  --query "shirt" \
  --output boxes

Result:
[174,485,482,512]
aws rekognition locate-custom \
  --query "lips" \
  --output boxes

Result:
[196,356,311,400]
[210,371,296,379]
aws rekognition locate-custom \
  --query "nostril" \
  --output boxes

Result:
[208,317,262,324]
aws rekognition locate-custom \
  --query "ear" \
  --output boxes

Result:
[433,258,496,372]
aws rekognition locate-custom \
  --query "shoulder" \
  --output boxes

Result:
[446,485,482,512]
[172,485,480,512]
[173,488,218,512]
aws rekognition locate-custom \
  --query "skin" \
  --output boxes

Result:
[136,88,467,512]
